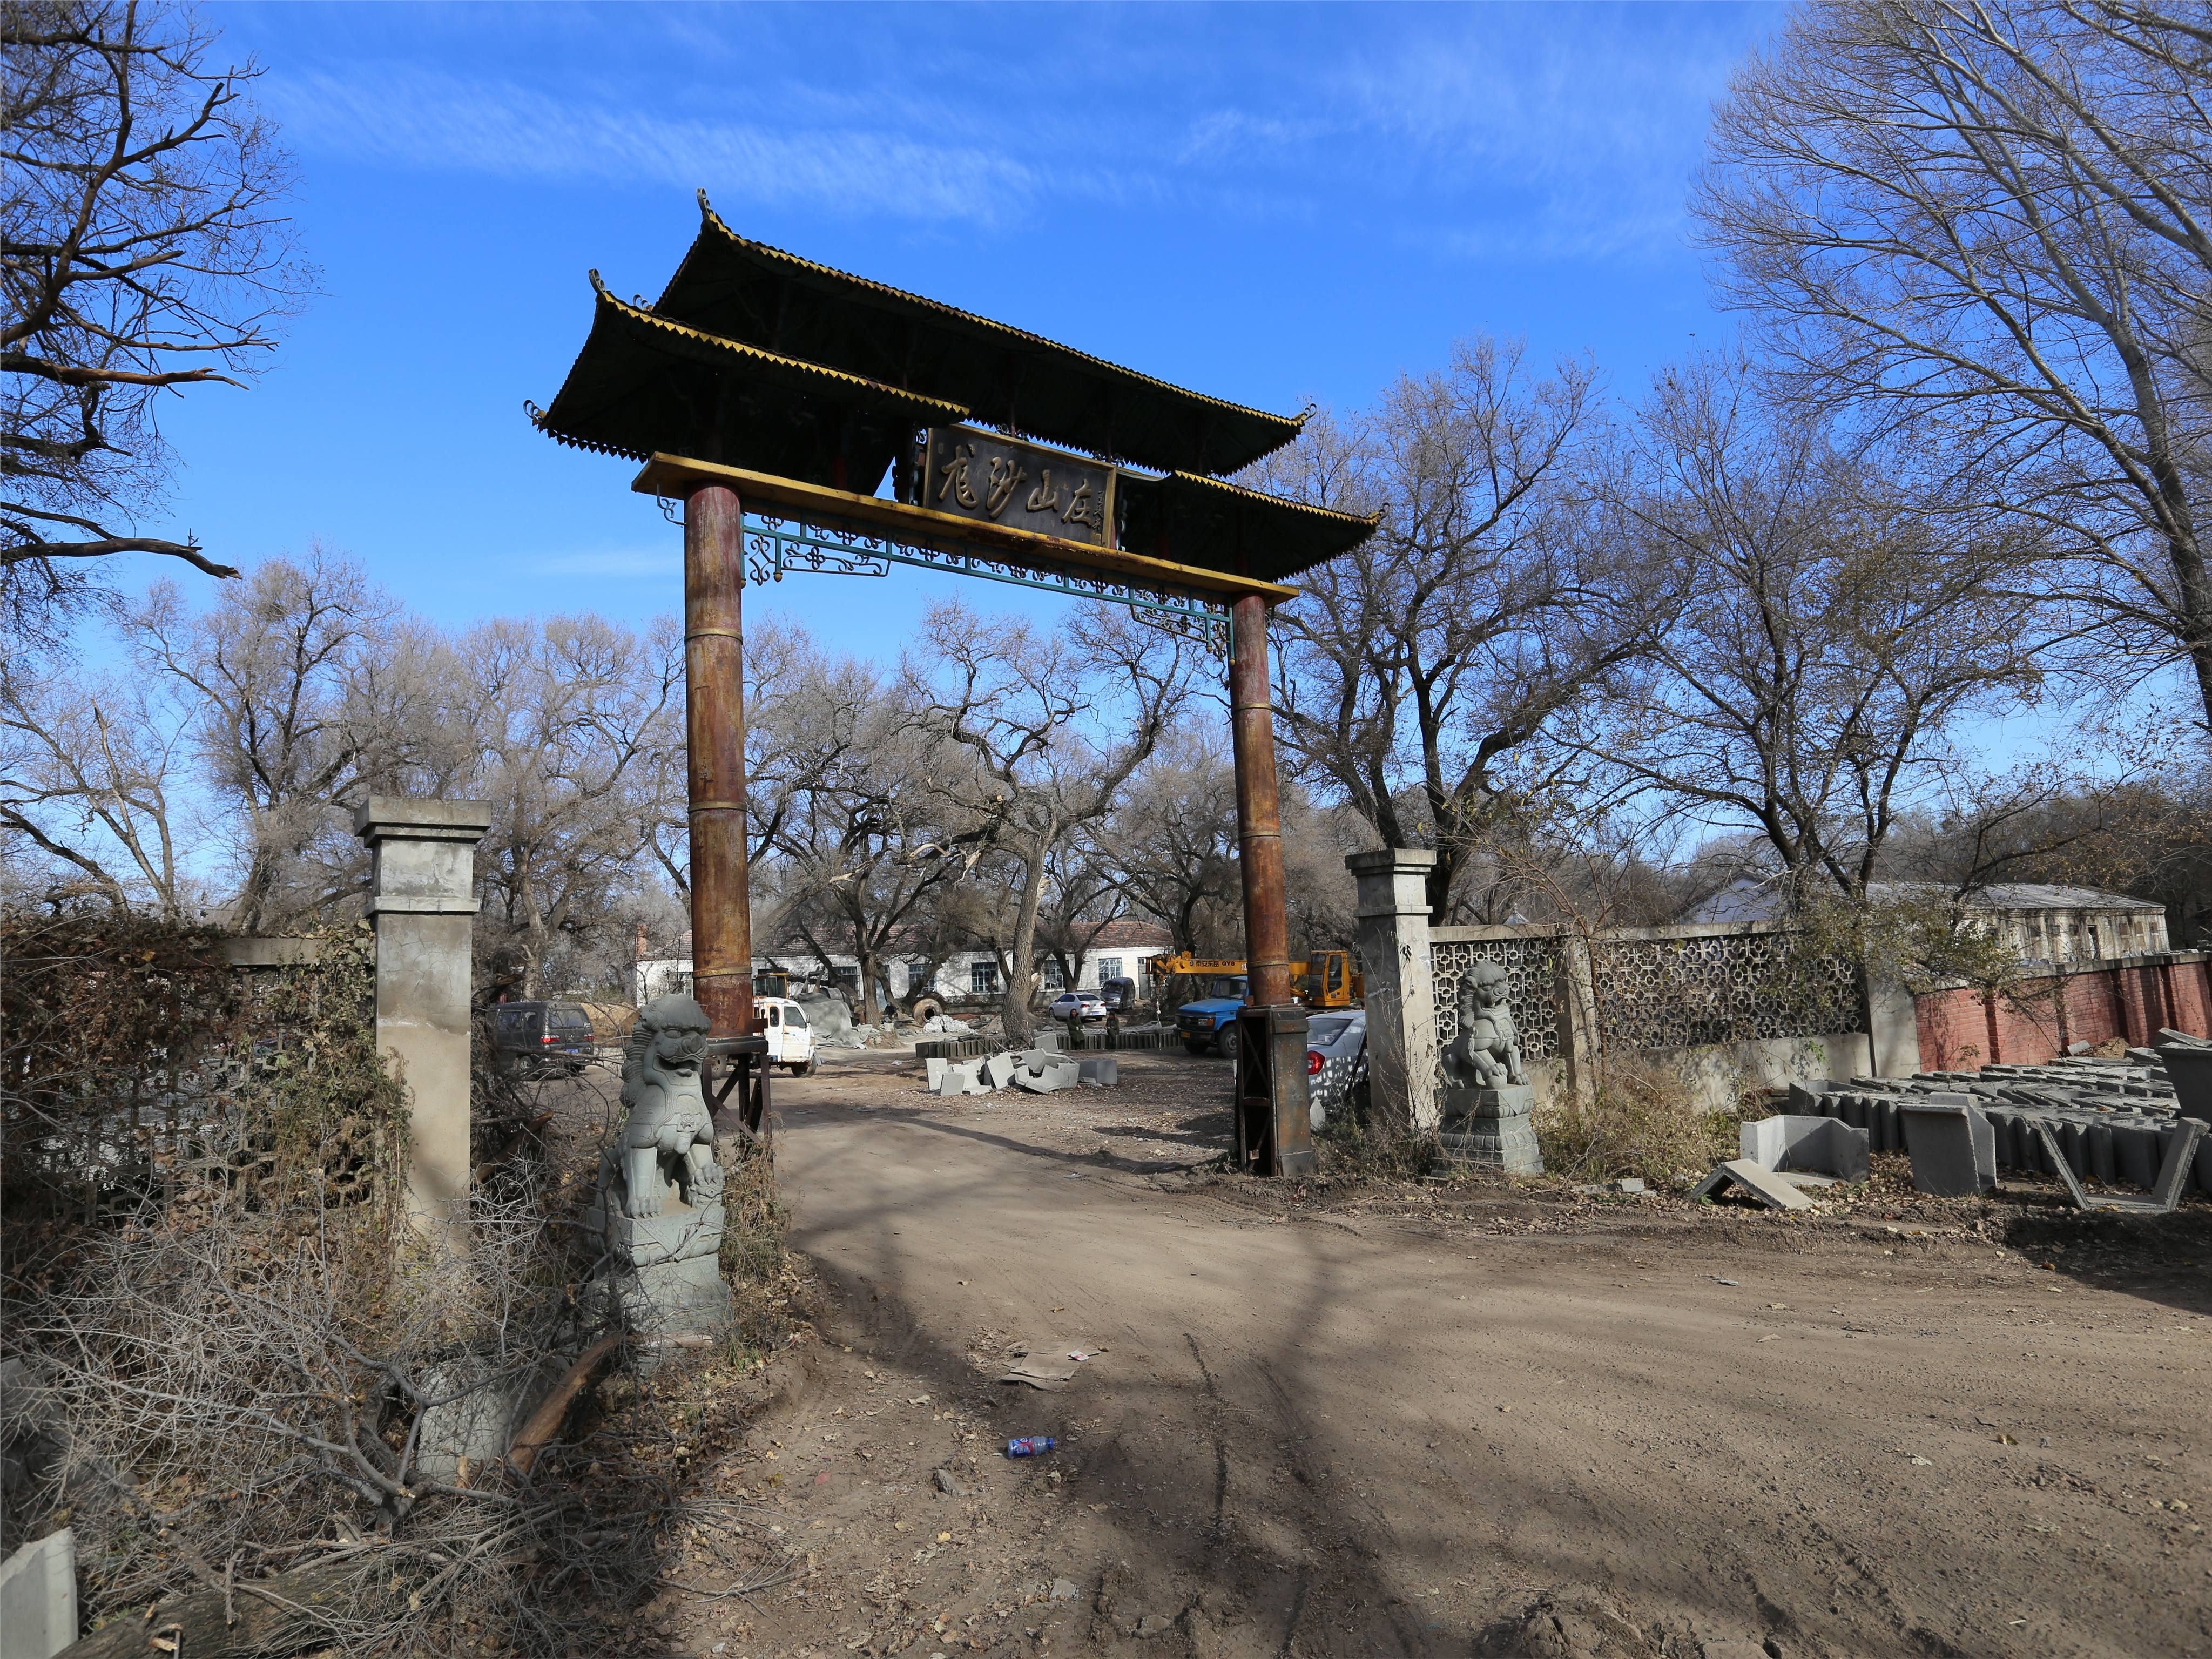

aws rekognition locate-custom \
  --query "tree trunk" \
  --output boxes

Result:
[857,945,879,1024]
[1425,844,1461,926]
[1000,839,1050,1041]
[62,1559,370,1659]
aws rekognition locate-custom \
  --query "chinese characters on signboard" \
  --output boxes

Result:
[917,426,1118,549]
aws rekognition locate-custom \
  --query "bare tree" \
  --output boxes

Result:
[905,601,1192,1038]
[764,649,960,1024]
[1696,0,2212,724]
[1108,726,1240,954]
[1591,359,2055,906]
[1031,832,1128,997]
[123,551,393,932]
[1255,339,1664,922]
[0,644,191,912]
[0,0,303,642]
[463,614,682,997]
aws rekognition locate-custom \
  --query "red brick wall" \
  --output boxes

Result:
[1912,955,2212,1070]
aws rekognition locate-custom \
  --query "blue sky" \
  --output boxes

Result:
[130,1,1780,659]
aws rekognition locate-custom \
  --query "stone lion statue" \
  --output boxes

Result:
[1441,962,1526,1091]
[608,994,723,1219]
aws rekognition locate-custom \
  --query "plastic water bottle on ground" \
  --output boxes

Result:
[1005,1435,1055,1458]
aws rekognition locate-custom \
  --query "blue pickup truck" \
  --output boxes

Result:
[1175,975,1249,1057]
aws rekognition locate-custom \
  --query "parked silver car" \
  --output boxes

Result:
[1305,1009,1368,1129]
[1047,989,1108,1023]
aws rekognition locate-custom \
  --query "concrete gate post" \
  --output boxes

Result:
[1346,848,1440,1132]
[1866,975,1923,1077]
[354,798,494,1237]
[1556,933,1600,1107]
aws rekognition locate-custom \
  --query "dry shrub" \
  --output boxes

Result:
[1533,1053,1738,1188]
[718,1145,802,1359]
[3,912,799,1654]
[1313,1115,1451,1182]
[7,1165,789,1655]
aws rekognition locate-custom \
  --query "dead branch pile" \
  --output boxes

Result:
[2,909,796,1655]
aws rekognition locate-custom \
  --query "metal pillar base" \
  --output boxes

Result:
[710,1034,773,1146]
[1235,1005,1316,1177]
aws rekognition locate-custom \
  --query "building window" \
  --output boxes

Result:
[1096,956,1123,983]
[1042,959,1066,990]
[970,961,1000,996]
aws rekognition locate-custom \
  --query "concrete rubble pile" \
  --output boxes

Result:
[922,1030,1121,1097]
[1787,1044,2212,1197]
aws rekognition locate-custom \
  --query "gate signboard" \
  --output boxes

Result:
[914,426,1118,547]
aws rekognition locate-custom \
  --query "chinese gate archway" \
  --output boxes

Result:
[532,194,1375,1176]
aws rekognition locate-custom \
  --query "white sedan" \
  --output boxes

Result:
[1046,990,1109,1023]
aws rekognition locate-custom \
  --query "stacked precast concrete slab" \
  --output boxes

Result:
[1789,1050,2212,1196]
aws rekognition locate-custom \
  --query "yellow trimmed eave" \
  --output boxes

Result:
[1159,469,1383,532]
[633,453,1303,607]
[585,273,972,417]
[678,194,1311,451]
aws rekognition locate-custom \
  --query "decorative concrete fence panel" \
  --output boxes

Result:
[1350,849,2210,1128]
[1422,918,1867,1116]
[1431,930,1567,1065]
[1586,925,1857,1051]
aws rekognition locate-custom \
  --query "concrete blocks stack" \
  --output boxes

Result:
[1899,1096,1998,1197]
[1789,1056,2212,1196]
[928,1058,992,1096]
[919,1029,1116,1098]
[1014,1058,1082,1093]
[1689,1160,1815,1211]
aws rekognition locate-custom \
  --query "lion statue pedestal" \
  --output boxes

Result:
[583,994,734,1342]
[1436,962,1544,1175]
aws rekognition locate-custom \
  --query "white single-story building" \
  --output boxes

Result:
[631,929,872,1008]
[629,920,1176,1009]
[1687,878,2170,963]
[914,918,1175,1004]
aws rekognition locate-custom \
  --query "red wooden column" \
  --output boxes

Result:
[684,482,757,1042]
[1228,592,1314,1176]
[1229,593,1292,1008]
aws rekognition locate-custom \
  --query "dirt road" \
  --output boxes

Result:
[672,1050,2212,1659]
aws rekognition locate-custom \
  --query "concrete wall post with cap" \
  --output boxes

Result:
[354,797,494,1237]
[1346,848,1440,1132]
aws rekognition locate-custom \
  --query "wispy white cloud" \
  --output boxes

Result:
[262,6,1778,264]
[1176,7,1769,262]
[267,68,1043,227]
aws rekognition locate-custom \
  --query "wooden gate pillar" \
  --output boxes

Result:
[684,483,770,1134]
[1228,592,1315,1176]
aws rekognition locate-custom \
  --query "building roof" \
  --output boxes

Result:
[535,200,1379,588]
[1117,469,1379,582]
[531,276,963,489]
[649,198,1306,478]
[1087,918,1174,949]
[1962,883,2166,913]
[1682,875,2165,924]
